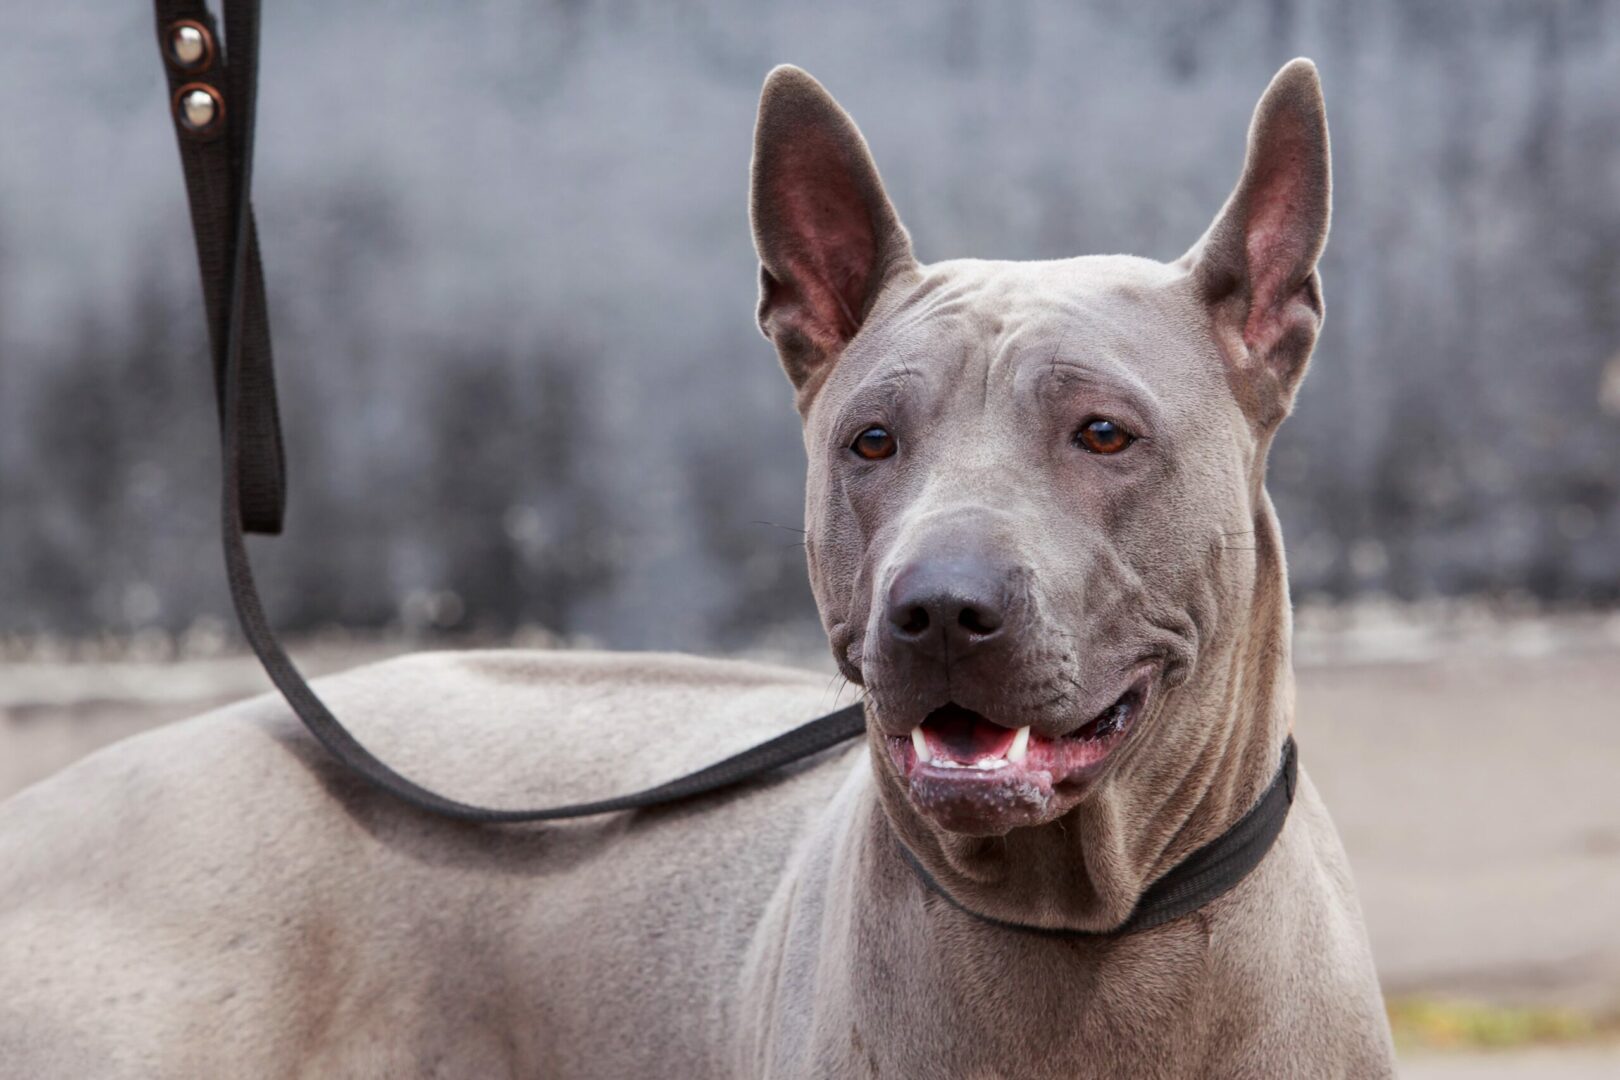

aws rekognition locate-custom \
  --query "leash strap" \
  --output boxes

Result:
[896,736,1299,936]
[156,0,284,535]
[153,0,866,824]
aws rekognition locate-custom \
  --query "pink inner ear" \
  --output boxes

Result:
[1241,129,1313,356]
[772,131,877,347]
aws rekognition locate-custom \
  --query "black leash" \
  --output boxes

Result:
[152,0,864,824]
[151,0,1296,931]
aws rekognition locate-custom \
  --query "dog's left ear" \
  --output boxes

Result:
[751,66,916,407]
[1184,58,1331,428]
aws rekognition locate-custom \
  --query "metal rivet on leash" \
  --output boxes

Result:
[174,84,223,135]
[167,21,214,71]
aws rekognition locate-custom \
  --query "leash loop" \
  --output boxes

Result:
[150,3,1296,934]
[153,0,865,824]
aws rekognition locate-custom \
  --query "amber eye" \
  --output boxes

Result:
[1074,417,1135,455]
[851,426,897,460]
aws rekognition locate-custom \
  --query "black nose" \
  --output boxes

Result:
[885,557,1011,655]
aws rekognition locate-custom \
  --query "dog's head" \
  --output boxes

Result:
[751,62,1329,837]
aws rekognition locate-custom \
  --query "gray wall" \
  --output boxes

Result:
[2,0,1618,649]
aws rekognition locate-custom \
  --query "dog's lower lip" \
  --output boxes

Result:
[883,686,1145,834]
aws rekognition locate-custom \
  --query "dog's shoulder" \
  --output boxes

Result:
[1197,767,1396,1075]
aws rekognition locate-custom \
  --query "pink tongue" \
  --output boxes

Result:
[923,706,1016,763]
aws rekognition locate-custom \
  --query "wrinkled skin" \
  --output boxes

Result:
[813,259,1256,852]
[0,61,1393,1078]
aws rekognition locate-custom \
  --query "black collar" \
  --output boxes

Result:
[896,736,1298,937]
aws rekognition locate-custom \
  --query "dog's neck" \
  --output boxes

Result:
[865,514,1295,932]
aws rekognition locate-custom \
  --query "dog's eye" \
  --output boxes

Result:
[1074,418,1135,455]
[851,426,897,461]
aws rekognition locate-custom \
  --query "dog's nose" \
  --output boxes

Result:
[885,558,1011,655]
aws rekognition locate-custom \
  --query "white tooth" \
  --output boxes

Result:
[1008,726,1031,763]
[911,726,931,764]
[973,757,1008,771]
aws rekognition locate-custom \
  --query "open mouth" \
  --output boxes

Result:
[884,678,1149,832]
[899,684,1143,776]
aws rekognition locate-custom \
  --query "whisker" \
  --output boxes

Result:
[823,670,844,703]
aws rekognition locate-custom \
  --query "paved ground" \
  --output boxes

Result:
[1301,648,1620,1013]
[1401,1046,1620,1079]
[4,611,1619,1075]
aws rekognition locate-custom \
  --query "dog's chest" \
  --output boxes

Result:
[744,888,1225,1079]
[880,917,1216,1079]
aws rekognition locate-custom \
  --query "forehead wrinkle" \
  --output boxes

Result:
[884,270,992,338]
[1036,359,1159,412]
[848,260,1183,426]
[1001,282,1183,399]
[836,344,921,423]
[867,297,986,393]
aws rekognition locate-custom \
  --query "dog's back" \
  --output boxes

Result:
[0,651,862,1078]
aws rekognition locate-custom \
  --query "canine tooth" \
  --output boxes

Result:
[1008,726,1031,763]
[911,726,930,763]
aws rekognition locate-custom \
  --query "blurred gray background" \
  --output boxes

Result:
[4,2,1620,1073]
[3,0,1617,649]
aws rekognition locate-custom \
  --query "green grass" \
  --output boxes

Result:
[1387,996,1620,1052]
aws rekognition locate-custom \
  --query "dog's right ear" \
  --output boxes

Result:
[751,66,915,405]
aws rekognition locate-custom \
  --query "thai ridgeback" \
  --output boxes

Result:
[0,59,1394,1077]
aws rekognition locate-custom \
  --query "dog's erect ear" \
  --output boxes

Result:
[751,66,915,402]
[1185,59,1331,428]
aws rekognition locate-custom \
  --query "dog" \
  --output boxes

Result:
[0,59,1394,1077]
